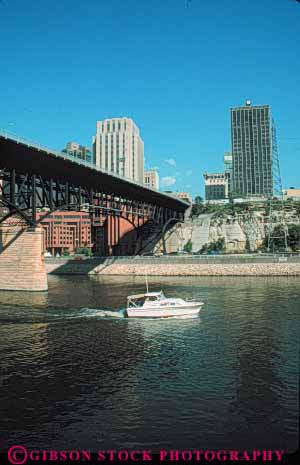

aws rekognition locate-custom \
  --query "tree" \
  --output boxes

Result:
[183,239,192,253]
[195,196,203,204]
[192,196,204,216]
[200,237,225,254]
[263,224,300,252]
[287,224,300,251]
[76,247,93,256]
[264,225,287,252]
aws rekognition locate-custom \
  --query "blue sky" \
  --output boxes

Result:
[0,0,299,198]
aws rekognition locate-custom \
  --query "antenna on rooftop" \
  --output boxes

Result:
[266,119,288,252]
[272,119,283,199]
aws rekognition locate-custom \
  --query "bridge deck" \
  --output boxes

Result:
[0,132,188,211]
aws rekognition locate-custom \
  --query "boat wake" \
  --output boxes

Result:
[0,306,200,326]
[79,308,127,318]
[78,308,199,320]
[168,314,199,319]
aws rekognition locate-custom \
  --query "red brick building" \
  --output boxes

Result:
[37,211,92,256]
[36,210,145,257]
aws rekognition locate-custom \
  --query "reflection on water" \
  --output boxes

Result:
[0,290,49,307]
[0,275,299,451]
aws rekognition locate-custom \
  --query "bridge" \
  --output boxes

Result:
[0,131,189,291]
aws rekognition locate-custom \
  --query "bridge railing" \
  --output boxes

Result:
[0,128,93,168]
[0,129,189,207]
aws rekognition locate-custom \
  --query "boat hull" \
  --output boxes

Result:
[126,303,203,318]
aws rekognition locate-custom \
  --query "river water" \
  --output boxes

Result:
[0,275,299,452]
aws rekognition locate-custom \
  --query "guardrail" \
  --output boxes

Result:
[45,253,300,265]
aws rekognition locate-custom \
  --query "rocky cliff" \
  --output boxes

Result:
[153,208,300,254]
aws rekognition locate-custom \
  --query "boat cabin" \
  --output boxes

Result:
[127,291,165,308]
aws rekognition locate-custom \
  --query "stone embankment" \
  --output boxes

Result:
[46,260,300,277]
[89,263,300,276]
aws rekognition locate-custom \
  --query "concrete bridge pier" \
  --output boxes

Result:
[0,217,48,291]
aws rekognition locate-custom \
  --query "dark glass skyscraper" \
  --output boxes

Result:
[231,101,273,198]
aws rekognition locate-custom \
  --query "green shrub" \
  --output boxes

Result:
[75,247,92,256]
[200,237,225,254]
[183,239,193,253]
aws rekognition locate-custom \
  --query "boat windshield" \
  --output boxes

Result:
[127,292,164,308]
[145,295,160,302]
[128,297,146,308]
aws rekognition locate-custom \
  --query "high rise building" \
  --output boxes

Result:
[224,151,233,196]
[93,118,144,183]
[224,151,232,173]
[144,170,159,189]
[203,172,230,202]
[231,100,273,198]
[63,142,92,163]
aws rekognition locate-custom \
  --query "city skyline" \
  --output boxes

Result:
[0,0,299,197]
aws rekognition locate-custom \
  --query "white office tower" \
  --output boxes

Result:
[93,118,144,183]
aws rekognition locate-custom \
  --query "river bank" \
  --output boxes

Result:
[45,259,300,276]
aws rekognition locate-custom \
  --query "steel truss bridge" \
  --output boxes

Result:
[0,131,188,254]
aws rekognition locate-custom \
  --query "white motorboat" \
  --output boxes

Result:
[126,291,203,318]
